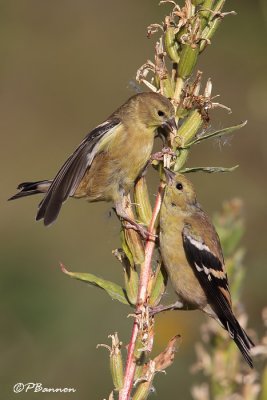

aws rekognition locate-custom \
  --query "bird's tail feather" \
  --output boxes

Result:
[8,180,52,200]
[226,318,254,368]
[234,329,254,368]
[206,305,254,368]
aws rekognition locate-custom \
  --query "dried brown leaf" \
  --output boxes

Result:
[153,335,181,371]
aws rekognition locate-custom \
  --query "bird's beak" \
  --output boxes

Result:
[163,168,176,185]
[161,117,177,133]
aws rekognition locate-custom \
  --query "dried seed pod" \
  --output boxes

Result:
[97,334,124,392]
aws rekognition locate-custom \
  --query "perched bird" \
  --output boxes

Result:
[159,171,254,367]
[9,92,176,235]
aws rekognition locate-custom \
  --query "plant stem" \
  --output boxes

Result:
[119,182,165,400]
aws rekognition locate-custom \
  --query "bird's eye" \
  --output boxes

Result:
[176,182,183,191]
[157,110,165,117]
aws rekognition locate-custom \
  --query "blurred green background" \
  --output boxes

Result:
[1,0,266,398]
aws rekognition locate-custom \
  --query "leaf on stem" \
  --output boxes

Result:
[184,120,247,147]
[61,263,130,305]
[181,165,239,174]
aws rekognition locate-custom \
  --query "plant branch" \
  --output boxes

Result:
[119,182,165,400]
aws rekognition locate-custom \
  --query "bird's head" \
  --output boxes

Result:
[126,92,177,134]
[163,170,197,211]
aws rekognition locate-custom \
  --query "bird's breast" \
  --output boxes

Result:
[160,209,207,309]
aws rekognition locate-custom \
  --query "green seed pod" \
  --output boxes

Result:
[165,27,180,63]
[123,227,145,266]
[178,44,199,80]
[176,107,190,119]
[132,381,153,400]
[199,0,214,29]
[175,25,187,42]
[124,264,139,306]
[110,353,124,391]
[133,360,155,400]
[154,74,160,91]
[113,245,139,305]
[148,263,168,307]
[134,177,152,227]
[177,109,203,144]
[134,364,145,383]
[200,0,226,52]
[162,75,174,98]
[121,230,134,267]
[134,350,147,382]
[174,148,189,172]
[174,110,203,171]
[109,334,124,391]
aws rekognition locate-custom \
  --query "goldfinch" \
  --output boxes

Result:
[9,92,176,235]
[159,170,254,367]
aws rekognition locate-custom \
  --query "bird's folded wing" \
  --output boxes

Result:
[182,225,254,363]
[182,226,235,326]
[36,119,121,225]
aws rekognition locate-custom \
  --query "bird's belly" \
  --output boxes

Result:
[166,261,207,309]
[74,136,154,202]
[74,156,122,201]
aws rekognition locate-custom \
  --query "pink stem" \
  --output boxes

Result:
[119,182,164,400]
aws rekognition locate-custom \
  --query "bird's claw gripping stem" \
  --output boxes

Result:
[124,222,157,240]
[142,301,185,317]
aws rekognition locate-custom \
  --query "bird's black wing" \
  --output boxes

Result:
[36,119,121,225]
[182,227,254,367]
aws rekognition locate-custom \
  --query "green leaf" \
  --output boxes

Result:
[184,121,247,148]
[61,264,130,305]
[181,165,239,174]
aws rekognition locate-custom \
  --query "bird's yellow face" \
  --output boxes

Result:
[163,171,197,211]
[142,93,176,131]
[123,92,177,133]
